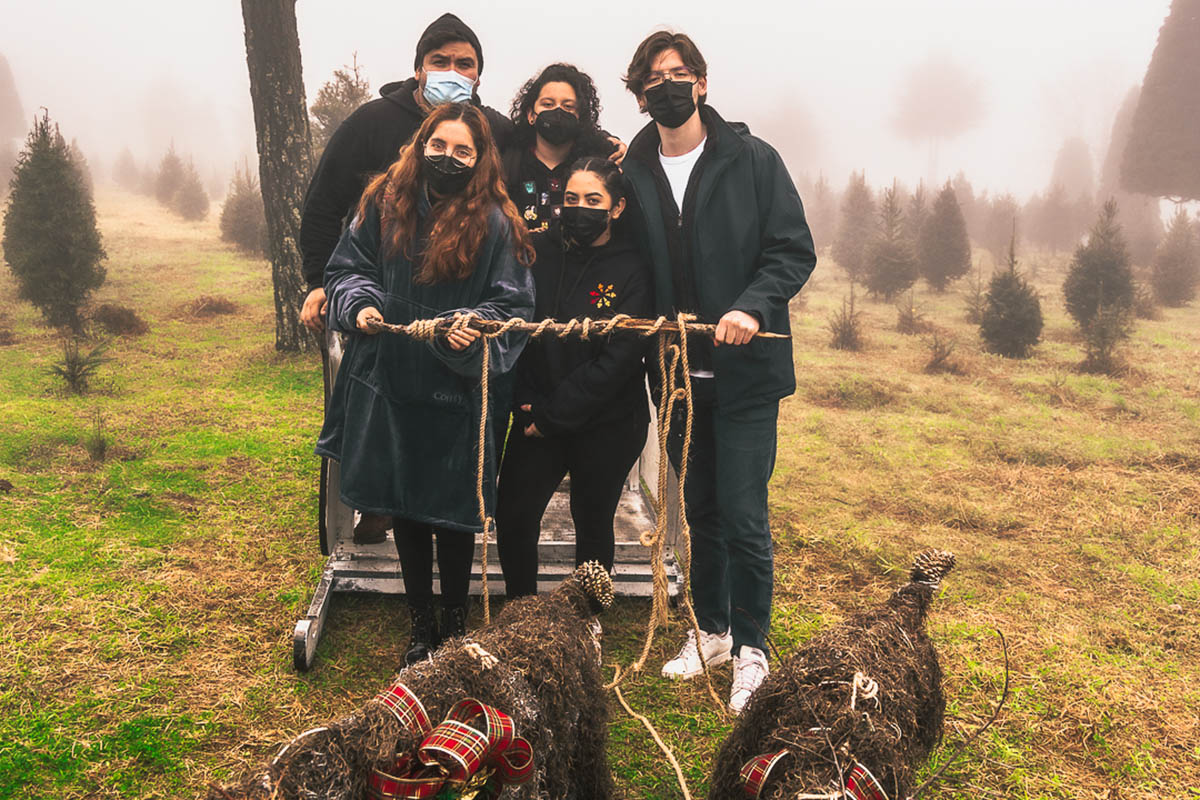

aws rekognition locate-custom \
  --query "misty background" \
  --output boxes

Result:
[0,0,1175,201]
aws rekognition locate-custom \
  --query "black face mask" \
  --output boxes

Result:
[644,80,697,129]
[561,206,610,246]
[534,107,581,146]
[422,152,474,196]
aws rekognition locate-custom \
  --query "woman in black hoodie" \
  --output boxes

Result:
[495,157,652,596]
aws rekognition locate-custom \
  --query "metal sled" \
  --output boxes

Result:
[293,330,680,671]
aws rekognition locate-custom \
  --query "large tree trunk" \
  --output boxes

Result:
[241,0,314,352]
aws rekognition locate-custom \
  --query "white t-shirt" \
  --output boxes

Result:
[659,136,713,378]
[659,136,707,214]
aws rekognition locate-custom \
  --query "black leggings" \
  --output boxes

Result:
[495,414,646,597]
[392,518,476,608]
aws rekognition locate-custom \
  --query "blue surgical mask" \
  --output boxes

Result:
[422,70,476,105]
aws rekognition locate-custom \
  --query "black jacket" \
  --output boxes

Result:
[622,105,817,412]
[300,78,513,290]
[501,134,616,234]
[513,231,652,437]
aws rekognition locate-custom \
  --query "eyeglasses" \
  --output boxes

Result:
[425,138,476,164]
[643,67,696,89]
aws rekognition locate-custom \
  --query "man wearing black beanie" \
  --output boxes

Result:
[299,13,511,334]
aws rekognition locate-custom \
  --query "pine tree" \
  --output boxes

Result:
[864,183,918,300]
[980,228,1043,358]
[112,147,140,191]
[1150,208,1198,306]
[171,160,210,220]
[2,112,106,331]
[1121,0,1200,201]
[310,54,370,155]
[220,163,267,254]
[155,144,185,206]
[832,171,875,284]
[1063,199,1135,329]
[918,182,972,291]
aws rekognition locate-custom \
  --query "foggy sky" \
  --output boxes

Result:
[0,0,1173,199]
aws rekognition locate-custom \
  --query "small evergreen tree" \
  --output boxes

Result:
[112,147,140,191]
[832,171,875,284]
[864,183,918,300]
[1150,207,1198,306]
[171,160,209,220]
[155,144,185,206]
[918,181,972,291]
[2,112,106,331]
[1063,199,1135,329]
[220,163,267,254]
[310,55,370,154]
[980,228,1043,358]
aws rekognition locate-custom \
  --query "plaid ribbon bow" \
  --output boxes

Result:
[740,748,888,800]
[368,684,534,799]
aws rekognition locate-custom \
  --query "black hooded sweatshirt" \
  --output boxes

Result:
[513,230,653,437]
[299,79,513,291]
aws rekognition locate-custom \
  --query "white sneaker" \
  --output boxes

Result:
[660,628,733,679]
[729,646,769,715]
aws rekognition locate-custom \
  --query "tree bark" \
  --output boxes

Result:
[241,0,314,352]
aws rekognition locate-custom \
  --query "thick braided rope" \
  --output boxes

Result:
[471,315,525,625]
[376,312,726,707]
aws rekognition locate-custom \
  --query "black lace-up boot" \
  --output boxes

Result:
[404,599,440,666]
[440,602,468,642]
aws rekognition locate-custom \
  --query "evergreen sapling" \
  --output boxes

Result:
[865,183,919,300]
[1063,199,1135,330]
[2,111,106,332]
[979,228,1043,358]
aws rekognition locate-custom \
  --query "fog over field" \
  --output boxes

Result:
[0,1,1175,197]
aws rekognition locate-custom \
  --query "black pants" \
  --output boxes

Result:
[666,392,779,652]
[496,414,647,597]
[392,517,475,608]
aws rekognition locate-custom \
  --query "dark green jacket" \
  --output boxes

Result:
[315,195,535,532]
[622,105,817,412]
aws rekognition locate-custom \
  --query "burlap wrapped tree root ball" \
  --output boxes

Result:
[211,562,616,800]
[709,550,957,800]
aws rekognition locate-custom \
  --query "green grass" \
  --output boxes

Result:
[2,191,1200,798]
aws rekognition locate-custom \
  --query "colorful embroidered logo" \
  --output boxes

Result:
[589,283,616,308]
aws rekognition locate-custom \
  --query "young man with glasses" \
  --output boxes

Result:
[621,30,817,714]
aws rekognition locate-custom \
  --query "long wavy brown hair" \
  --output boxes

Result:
[355,103,534,284]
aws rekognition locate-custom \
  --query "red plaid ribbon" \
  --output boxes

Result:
[368,693,534,799]
[844,763,888,800]
[739,749,789,797]
[738,751,889,800]
[376,683,433,738]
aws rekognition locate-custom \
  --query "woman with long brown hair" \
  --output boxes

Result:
[316,103,535,665]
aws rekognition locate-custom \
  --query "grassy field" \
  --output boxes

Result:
[1,189,1198,799]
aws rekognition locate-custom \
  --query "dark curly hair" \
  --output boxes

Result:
[509,63,610,153]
